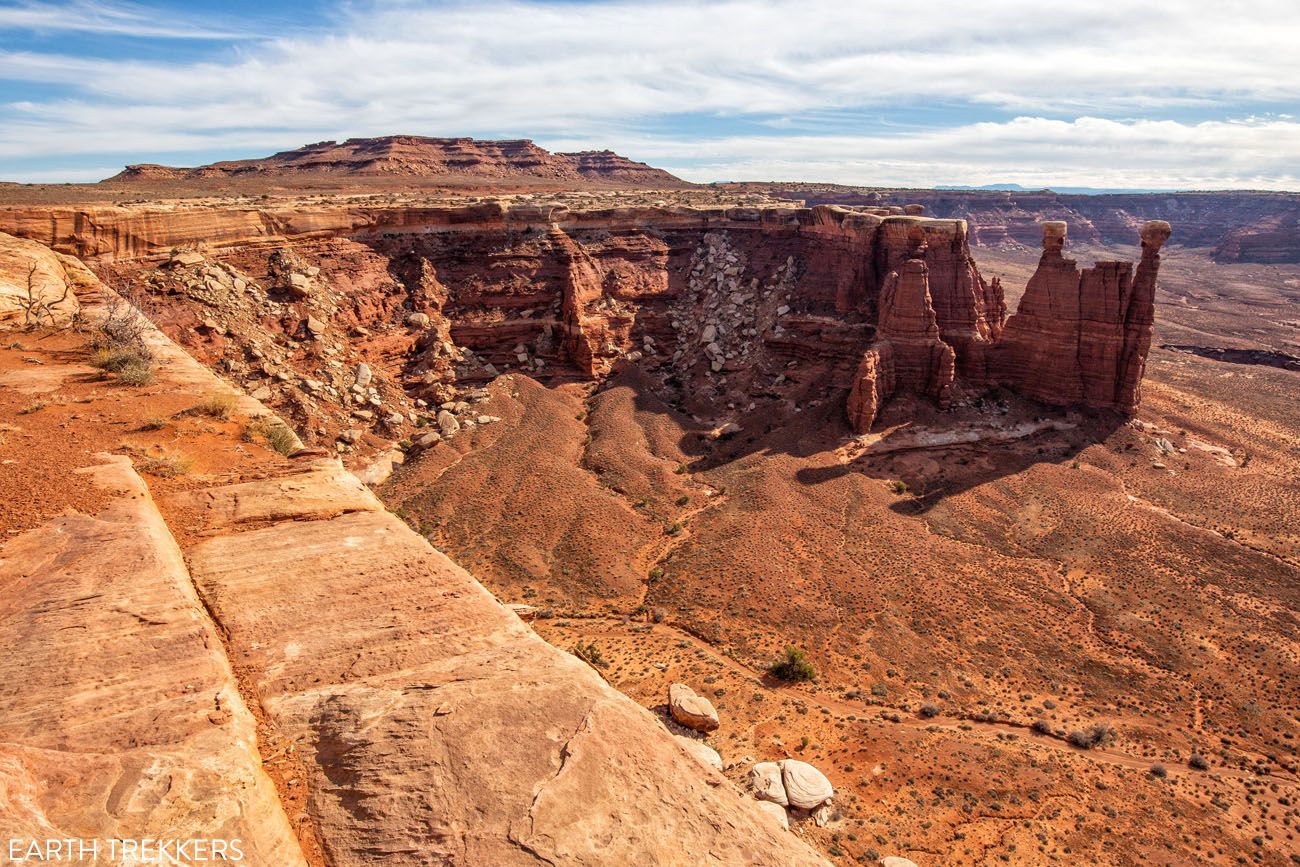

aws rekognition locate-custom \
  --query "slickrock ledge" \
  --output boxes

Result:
[0,453,306,864]
[0,230,829,864]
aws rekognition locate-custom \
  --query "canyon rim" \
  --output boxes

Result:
[1,3,1299,866]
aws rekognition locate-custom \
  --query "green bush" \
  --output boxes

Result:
[768,646,816,682]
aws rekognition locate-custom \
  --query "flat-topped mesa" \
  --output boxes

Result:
[987,219,1169,412]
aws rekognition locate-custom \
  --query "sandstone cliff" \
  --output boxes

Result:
[0,201,1166,447]
[0,232,829,866]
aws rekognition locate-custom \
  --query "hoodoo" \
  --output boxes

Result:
[849,218,1167,431]
[988,219,1169,414]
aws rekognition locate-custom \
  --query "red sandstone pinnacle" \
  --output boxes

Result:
[987,219,1168,412]
[848,230,958,432]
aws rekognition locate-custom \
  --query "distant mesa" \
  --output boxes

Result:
[104,135,687,187]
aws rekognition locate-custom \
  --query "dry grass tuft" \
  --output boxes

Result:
[136,452,192,478]
[192,391,237,420]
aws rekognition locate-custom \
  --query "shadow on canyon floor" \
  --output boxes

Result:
[604,363,1131,515]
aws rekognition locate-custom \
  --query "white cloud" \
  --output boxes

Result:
[0,1,245,38]
[1,0,1298,186]
[597,117,1300,190]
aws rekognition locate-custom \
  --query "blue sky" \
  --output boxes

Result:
[2,0,1298,188]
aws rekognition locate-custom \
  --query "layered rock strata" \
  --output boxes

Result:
[0,232,829,865]
[848,219,1166,431]
[988,220,1169,412]
[0,203,1165,442]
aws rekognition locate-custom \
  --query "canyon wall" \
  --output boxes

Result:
[0,233,829,865]
[0,202,1164,445]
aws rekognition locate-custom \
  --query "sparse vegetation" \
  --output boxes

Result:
[16,263,71,329]
[890,479,909,495]
[768,645,816,682]
[88,298,155,386]
[919,702,941,719]
[664,521,683,536]
[17,401,46,415]
[136,452,192,478]
[675,494,690,506]
[1149,763,1168,778]
[1189,753,1209,770]
[1067,722,1114,750]
[191,391,236,420]
[139,415,169,431]
[648,566,664,581]
[571,640,608,669]
[245,416,298,455]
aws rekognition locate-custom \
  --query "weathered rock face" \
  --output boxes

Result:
[0,232,84,326]
[874,255,956,407]
[0,242,831,866]
[874,216,1003,379]
[1,202,1163,444]
[988,220,1169,412]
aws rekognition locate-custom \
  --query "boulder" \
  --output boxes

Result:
[668,683,719,732]
[414,431,442,450]
[437,410,461,437]
[406,312,431,328]
[286,272,311,298]
[779,760,833,810]
[354,362,373,389]
[755,800,790,830]
[169,249,205,267]
[750,761,788,806]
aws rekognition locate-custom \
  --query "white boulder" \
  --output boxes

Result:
[749,762,788,806]
[779,759,833,810]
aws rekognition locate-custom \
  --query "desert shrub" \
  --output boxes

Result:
[664,521,683,536]
[91,298,149,353]
[90,344,154,385]
[1149,763,1168,778]
[1031,719,1054,735]
[676,494,690,506]
[571,640,608,669]
[136,452,192,478]
[890,479,909,495]
[1067,722,1114,750]
[919,702,941,719]
[88,300,155,385]
[769,646,816,682]
[192,391,236,420]
[1189,753,1209,770]
[648,566,664,581]
[139,415,168,431]
[16,263,72,329]
[245,416,298,455]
